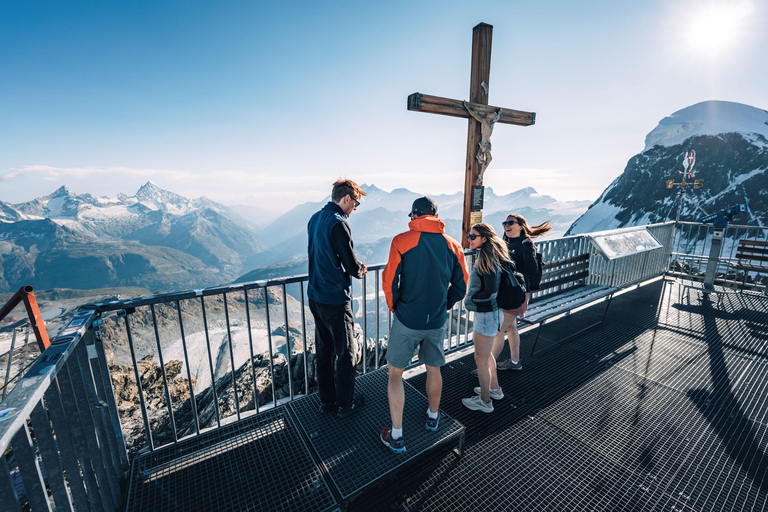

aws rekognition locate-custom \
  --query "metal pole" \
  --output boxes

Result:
[361,274,367,373]
[244,289,259,413]
[223,293,241,420]
[264,288,277,406]
[2,328,18,401]
[375,270,380,370]
[176,300,200,435]
[150,304,178,442]
[200,296,221,428]
[124,314,154,451]
[299,283,309,394]
[281,284,293,400]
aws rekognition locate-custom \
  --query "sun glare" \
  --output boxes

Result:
[686,1,755,57]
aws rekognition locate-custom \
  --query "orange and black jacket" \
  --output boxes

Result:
[383,216,469,330]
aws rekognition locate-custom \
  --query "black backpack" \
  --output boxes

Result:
[497,260,527,310]
[529,250,544,291]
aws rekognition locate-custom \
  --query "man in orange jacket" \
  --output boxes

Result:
[379,197,468,453]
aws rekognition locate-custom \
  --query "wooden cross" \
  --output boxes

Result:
[407,23,536,247]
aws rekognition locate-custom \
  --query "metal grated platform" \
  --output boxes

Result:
[288,367,465,503]
[125,407,337,512]
[351,280,768,511]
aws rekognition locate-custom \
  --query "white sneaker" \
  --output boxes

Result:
[474,386,504,400]
[462,395,494,413]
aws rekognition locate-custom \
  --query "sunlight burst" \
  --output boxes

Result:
[686,1,755,57]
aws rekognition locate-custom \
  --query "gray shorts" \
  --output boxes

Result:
[386,316,446,369]
[473,309,503,337]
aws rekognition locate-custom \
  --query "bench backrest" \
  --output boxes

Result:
[736,239,768,263]
[538,253,590,292]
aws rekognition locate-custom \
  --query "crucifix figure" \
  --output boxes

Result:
[464,101,502,184]
[407,23,536,247]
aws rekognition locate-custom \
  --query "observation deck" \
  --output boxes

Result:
[2,221,767,511]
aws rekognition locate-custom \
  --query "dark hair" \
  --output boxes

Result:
[331,179,366,203]
[503,214,552,248]
[470,223,511,275]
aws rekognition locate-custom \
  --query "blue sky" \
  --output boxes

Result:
[1,0,766,211]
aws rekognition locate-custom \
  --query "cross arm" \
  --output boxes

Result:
[407,93,535,126]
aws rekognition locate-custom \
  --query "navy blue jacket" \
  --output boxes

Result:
[307,202,364,305]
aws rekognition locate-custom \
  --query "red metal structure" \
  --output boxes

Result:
[0,285,50,351]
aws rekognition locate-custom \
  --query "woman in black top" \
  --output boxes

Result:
[493,214,551,371]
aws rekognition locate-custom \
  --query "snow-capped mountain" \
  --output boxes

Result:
[0,182,268,293]
[239,185,591,276]
[567,101,768,235]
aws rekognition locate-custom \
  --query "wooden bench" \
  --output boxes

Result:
[519,253,619,357]
[729,239,768,292]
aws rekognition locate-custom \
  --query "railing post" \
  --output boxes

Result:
[244,290,260,413]
[0,453,21,512]
[223,293,241,420]
[11,421,52,511]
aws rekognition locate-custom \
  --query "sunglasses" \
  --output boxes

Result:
[502,220,519,227]
[467,234,480,240]
[354,200,361,208]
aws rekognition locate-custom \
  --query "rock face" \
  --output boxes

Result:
[567,101,768,235]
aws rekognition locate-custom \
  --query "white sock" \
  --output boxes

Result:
[491,387,502,393]
[510,360,518,364]
[427,408,438,419]
[391,427,403,439]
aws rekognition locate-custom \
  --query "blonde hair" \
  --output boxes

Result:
[471,223,511,275]
[331,179,366,203]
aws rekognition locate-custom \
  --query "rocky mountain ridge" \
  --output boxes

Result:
[567,101,768,235]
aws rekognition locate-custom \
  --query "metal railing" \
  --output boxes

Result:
[84,222,676,455]
[669,221,768,289]
[0,222,678,511]
[0,308,129,512]
[0,325,37,403]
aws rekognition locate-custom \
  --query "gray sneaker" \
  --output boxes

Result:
[462,395,494,413]
[474,386,504,400]
[497,359,523,371]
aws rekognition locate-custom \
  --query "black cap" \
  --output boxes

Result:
[409,196,438,218]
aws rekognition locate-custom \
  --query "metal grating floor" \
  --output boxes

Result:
[352,280,768,511]
[124,407,337,512]
[288,367,465,502]
[121,280,768,511]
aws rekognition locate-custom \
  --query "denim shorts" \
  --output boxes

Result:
[386,316,446,369]
[473,309,503,337]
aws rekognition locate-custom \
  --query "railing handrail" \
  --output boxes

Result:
[0,308,96,453]
[94,223,679,313]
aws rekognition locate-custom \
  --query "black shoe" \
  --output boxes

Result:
[337,394,365,419]
[319,402,338,414]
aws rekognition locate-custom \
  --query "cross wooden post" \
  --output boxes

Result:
[407,23,536,248]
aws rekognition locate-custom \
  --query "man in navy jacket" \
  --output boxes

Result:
[307,179,367,418]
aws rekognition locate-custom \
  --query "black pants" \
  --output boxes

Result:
[309,299,357,409]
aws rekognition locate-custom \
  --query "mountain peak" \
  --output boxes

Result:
[135,181,163,197]
[644,100,768,152]
[51,185,70,197]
